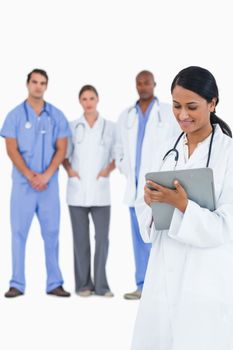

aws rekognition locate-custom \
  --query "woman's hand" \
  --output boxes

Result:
[97,168,109,178]
[68,168,80,179]
[97,161,115,179]
[144,180,188,213]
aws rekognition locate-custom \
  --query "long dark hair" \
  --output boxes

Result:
[171,66,232,137]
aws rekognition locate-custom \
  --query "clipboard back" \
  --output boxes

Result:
[146,167,216,230]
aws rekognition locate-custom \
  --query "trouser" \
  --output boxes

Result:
[69,205,111,294]
[129,207,151,291]
[10,181,64,293]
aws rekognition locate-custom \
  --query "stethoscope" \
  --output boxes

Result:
[162,125,215,169]
[23,100,53,172]
[74,118,106,145]
[24,100,51,133]
[126,97,162,129]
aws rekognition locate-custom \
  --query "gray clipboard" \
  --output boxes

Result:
[145,167,216,230]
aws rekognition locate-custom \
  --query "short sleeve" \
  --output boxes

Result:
[56,112,71,139]
[0,112,17,138]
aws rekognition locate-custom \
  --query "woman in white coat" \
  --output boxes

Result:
[63,85,115,297]
[131,66,233,350]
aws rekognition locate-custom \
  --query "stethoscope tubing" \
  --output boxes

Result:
[126,97,161,129]
[23,100,52,172]
[74,118,106,144]
[162,125,215,168]
[23,100,50,129]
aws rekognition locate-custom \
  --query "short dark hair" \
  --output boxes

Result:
[27,69,49,83]
[79,85,98,99]
[136,70,155,83]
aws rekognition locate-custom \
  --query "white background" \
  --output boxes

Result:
[0,1,232,349]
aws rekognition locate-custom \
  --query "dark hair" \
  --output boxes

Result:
[171,66,232,137]
[79,85,98,99]
[27,69,48,83]
[136,70,155,83]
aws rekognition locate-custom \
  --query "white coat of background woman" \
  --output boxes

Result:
[63,85,115,297]
[131,66,233,350]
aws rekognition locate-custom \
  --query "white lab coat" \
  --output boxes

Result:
[66,115,115,206]
[115,100,181,206]
[132,124,233,350]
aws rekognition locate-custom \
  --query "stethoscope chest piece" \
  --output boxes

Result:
[25,121,32,129]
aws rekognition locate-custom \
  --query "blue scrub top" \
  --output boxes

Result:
[135,99,155,187]
[0,101,71,183]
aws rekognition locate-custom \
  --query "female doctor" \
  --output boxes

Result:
[131,66,233,350]
[63,85,115,297]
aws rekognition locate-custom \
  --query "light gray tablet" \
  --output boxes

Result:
[145,167,216,230]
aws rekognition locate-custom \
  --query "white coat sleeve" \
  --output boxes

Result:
[65,135,74,160]
[114,113,128,176]
[109,122,116,161]
[168,157,233,248]
[135,196,159,243]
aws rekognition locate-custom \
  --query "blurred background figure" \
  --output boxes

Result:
[63,85,116,297]
[115,70,180,300]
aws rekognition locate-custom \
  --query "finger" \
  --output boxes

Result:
[30,181,38,188]
[37,184,47,191]
[31,181,41,187]
[146,180,164,192]
[151,193,164,202]
[174,180,186,194]
[144,194,151,205]
[33,185,41,191]
[144,185,155,195]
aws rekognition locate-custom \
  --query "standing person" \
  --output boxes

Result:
[63,85,115,297]
[1,69,71,298]
[115,70,180,300]
[132,66,233,350]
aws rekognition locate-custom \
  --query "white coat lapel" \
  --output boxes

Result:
[176,126,223,170]
[127,108,138,172]
[146,101,160,127]
[173,133,211,170]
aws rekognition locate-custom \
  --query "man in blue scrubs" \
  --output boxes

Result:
[1,69,71,297]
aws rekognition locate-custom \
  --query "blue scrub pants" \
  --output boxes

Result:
[10,180,64,293]
[129,207,151,291]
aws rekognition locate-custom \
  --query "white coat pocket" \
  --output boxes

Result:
[94,176,111,205]
[66,176,83,205]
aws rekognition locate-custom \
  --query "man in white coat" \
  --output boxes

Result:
[132,66,233,350]
[115,70,180,299]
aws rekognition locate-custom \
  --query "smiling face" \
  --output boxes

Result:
[172,85,216,135]
[27,72,48,99]
[79,90,99,114]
